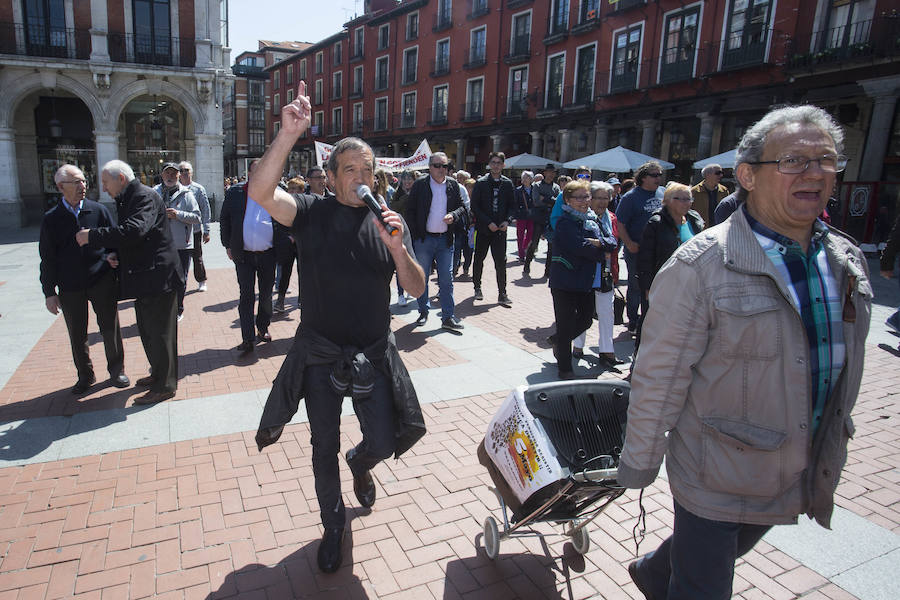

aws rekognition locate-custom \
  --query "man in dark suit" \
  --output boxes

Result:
[471,151,515,305]
[40,164,128,395]
[219,160,277,355]
[405,151,468,331]
[76,159,181,405]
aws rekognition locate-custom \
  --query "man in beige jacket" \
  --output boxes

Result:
[619,105,872,600]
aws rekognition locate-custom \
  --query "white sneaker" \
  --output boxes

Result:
[177,313,184,322]
[398,294,408,306]
[198,281,207,292]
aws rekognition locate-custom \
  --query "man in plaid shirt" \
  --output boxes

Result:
[618,105,872,600]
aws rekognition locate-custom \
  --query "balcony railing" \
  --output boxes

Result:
[248,119,266,130]
[433,10,453,32]
[468,0,490,19]
[430,57,451,76]
[232,63,266,77]
[328,123,343,137]
[394,111,417,129]
[428,110,449,126]
[501,96,529,120]
[463,47,487,69]
[610,58,639,93]
[565,83,594,109]
[0,22,90,59]
[350,48,364,62]
[350,84,363,99]
[332,85,342,99]
[609,0,644,11]
[373,116,389,132]
[461,101,484,122]
[374,76,389,91]
[351,119,368,135]
[539,87,564,113]
[505,33,530,63]
[786,17,899,70]
[721,30,772,70]
[543,21,569,45]
[659,49,695,84]
[108,32,195,67]
[402,70,417,85]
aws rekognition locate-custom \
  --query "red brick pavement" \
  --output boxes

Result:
[1,376,889,599]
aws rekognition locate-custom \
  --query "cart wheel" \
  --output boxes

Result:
[483,517,500,559]
[571,526,590,555]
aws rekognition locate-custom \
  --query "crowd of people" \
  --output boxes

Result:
[38,84,880,596]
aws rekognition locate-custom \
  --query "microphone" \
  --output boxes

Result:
[356,184,398,236]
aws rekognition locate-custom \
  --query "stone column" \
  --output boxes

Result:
[640,119,658,156]
[594,122,608,153]
[859,76,900,182]
[558,129,571,163]
[455,138,466,170]
[697,112,716,160]
[194,0,214,68]
[490,134,503,153]
[94,130,119,210]
[0,128,22,227]
[194,133,225,219]
[530,130,542,156]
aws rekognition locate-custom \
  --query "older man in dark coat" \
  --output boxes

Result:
[76,159,181,405]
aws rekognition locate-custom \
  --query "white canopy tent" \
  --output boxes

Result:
[502,153,564,170]
[563,146,675,172]
[693,149,737,170]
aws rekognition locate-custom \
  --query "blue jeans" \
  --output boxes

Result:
[623,250,643,326]
[633,500,771,600]
[413,233,455,319]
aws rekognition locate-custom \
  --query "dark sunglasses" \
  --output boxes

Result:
[179,169,191,173]
[575,173,591,180]
[430,163,449,169]
[713,170,723,175]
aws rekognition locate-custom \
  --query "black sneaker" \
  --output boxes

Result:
[415,311,428,326]
[274,297,286,313]
[498,293,512,306]
[474,288,484,301]
[317,528,345,573]
[441,318,464,332]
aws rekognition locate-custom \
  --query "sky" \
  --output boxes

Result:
[227,0,362,58]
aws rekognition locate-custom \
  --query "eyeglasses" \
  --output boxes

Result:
[575,173,591,180]
[60,179,87,186]
[712,171,723,176]
[430,163,449,169]
[179,169,191,173]
[570,194,591,201]
[747,154,848,174]
[647,172,662,178]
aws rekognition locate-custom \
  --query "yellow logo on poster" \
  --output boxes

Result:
[507,431,540,486]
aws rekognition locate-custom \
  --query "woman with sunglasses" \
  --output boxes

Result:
[549,180,617,380]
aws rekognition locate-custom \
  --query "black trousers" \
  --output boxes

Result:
[304,364,396,529]
[191,231,207,283]
[551,288,594,373]
[472,228,507,295]
[134,289,178,393]
[58,269,124,381]
[525,220,547,268]
[235,249,275,343]
[276,247,297,299]
[176,249,191,314]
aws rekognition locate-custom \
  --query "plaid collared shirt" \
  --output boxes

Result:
[744,206,845,434]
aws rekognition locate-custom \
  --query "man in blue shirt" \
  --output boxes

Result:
[615,161,663,331]
[220,160,277,355]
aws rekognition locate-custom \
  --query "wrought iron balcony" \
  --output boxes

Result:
[109,32,196,67]
[786,17,899,71]
[433,11,453,33]
[504,33,530,63]
[394,111,417,129]
[0,22,90,59]
[430,57,451,76]
[463,47,487,69]
[460,101,484,122]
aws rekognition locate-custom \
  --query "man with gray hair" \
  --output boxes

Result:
[178,161,211,292]
[690,162,729,226]
[40,164,127,394]
[76,160,181,405]
[619,105,871,599]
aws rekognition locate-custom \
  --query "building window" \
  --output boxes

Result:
[249,106,265,129]
[401,92,416,128]
[273,121,280,138]
[435,0,452,31]
[315,51,323,74]
[660,6,699,83]
[431,85,449,124]
[249,130,265,154]
[353,27,364,58]
[574,44,595,105]
[407,12,419,40]
[299,59,307,80]
[249,81,264,104]
[467,27,486,67]
[286,88,294,104]
[508,66,528,115]
[273,70,280,90]
[332,72,343,99]
[378,24,390,50]
[375,56,389,90]
[273,93,280,115]
[333,41,342,65]
[315,79,323,104]
[352,65,364,96]
[133,0,172,63]
[434,38,450,75]
[579,0,600,23]
[545,52,565,110]
[549,0,569,37]
[403,47,418,84]
[312,111,323,136]
[465,78,484,120]
[611,25,641,93]
[287,64,294,85]
[723,0,772,68]
[352,102,364,134]
[510,12,531,57]
[331,107,343,136]
[375,98,388,131]
[471,0,489,19]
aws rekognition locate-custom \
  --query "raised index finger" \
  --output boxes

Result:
[297,80,306,99]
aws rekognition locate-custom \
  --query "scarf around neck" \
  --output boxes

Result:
[562,204,601,237]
